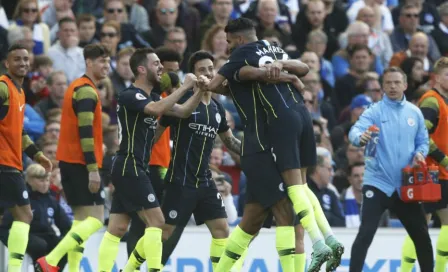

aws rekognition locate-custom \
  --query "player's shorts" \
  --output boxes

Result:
[240,149,287,209]
[0,167,29,208]
[110,166,160,214]
[162,182,227,226]
[423,179,448,214]
[267,103,317,172]
[60,161,105,206]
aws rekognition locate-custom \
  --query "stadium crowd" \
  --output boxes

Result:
[0,0,448,268]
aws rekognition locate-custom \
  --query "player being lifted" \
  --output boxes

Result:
[200,18,344,272]
[123,51,243,271]
[36,43,110,272]
[0,44,52,272]
[96,48,204,272]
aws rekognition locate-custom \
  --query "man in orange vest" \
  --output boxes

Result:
[0,44,52,272]
[401,57,448,272]
[36,44,111,272]
[126,47,182,264]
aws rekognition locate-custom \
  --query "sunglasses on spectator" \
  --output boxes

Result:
[159,8,176,14]
[403,13,419,18]
[107,8,123,14]
[304,99,314,104]
[368,88,382,93]
[22,8,38,13]
[98,84,105,89]
[101,32,117,38]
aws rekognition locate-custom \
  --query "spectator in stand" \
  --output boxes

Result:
[44,0,76,43]
[98,0,149,49]
[332,21,384,79]
[201,24,228,58]
[392,0,440,34]
[45,108,62,123]
[312,117,334,154]
[305,30,335,88]
[431,3,448,56]
[10,0,50,55]
[41,140,58,167]
[100,20,122,73]
[7,25,35,67]
[98,78,117,123]
[338,73,382,123]
[243,0,293,27]
[34,71,67,118]
[347,0,394,34]
[0,164,71,268]
[43,121,60,141]
[355,6,393,68]
[173,0,201,51]
[121,0,150,33]
[333,143,366,193]
[333,44,375,114]
[340,162,389,228]
[210,165,238,225]
[307,153,345,227]
[400,57,427,100]
[301,50,334,99]
[0,24,8,62]
[293,0,339,60]
[253,0,293,49]
[390,3,441,63]
[199,0,233,40]
[390,32,437,72]
[26,55,53,105]
[332,94,372,152]
[76,14,99,48]
[48,167,74,221]
[47,17,85,83]
[164,27,189,74]
[142,0,179,49]
[72,0,103,18]
[302,70,337,130]
[109,46,135,95]
[42,0,75,29]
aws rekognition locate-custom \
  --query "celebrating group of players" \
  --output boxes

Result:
[0,18,345,272]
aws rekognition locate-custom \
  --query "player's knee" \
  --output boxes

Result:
[210,221,230,239]
[143,211,165,229]
[108,221,128,238]
[271,199,294,226]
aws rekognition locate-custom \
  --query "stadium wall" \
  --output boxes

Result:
[0,227,440,272]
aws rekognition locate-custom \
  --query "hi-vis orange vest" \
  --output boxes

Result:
[0,75,26,170]
[149,92,171,168]
[56,76,103,168]
[419,90,448,180]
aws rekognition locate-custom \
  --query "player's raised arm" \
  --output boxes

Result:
[143,73,201,117]
[219,129,241,155]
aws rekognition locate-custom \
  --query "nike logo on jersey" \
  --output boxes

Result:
[19,104,25,112]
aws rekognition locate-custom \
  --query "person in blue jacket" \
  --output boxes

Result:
[0,164,71,269]
[348,67,434,272]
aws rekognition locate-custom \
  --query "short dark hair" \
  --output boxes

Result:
[348,162,365,176]
[383,66,407,83]
[400,3,418,15]
[83,43,110,61]
[347,44,372,58]
[155,46,182,64]
[58,17,76,28]
[7,43,28,54]
[224,18,255,34]
[130,48,155,77]
[188,50,214,73]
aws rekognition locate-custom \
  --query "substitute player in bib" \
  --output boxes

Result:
[201,18,343,272]
[35,44,111,272]
[0,44,52,272]
[96,48,205,272]
[123,51,242,271]
[401,57,448,272]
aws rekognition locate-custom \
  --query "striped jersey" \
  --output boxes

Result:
[160,92,229,188]
[114,85,160,176]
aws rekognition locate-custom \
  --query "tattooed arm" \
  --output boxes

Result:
[219,129,241,155]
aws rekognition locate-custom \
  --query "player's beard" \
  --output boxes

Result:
[146,71,157,85]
